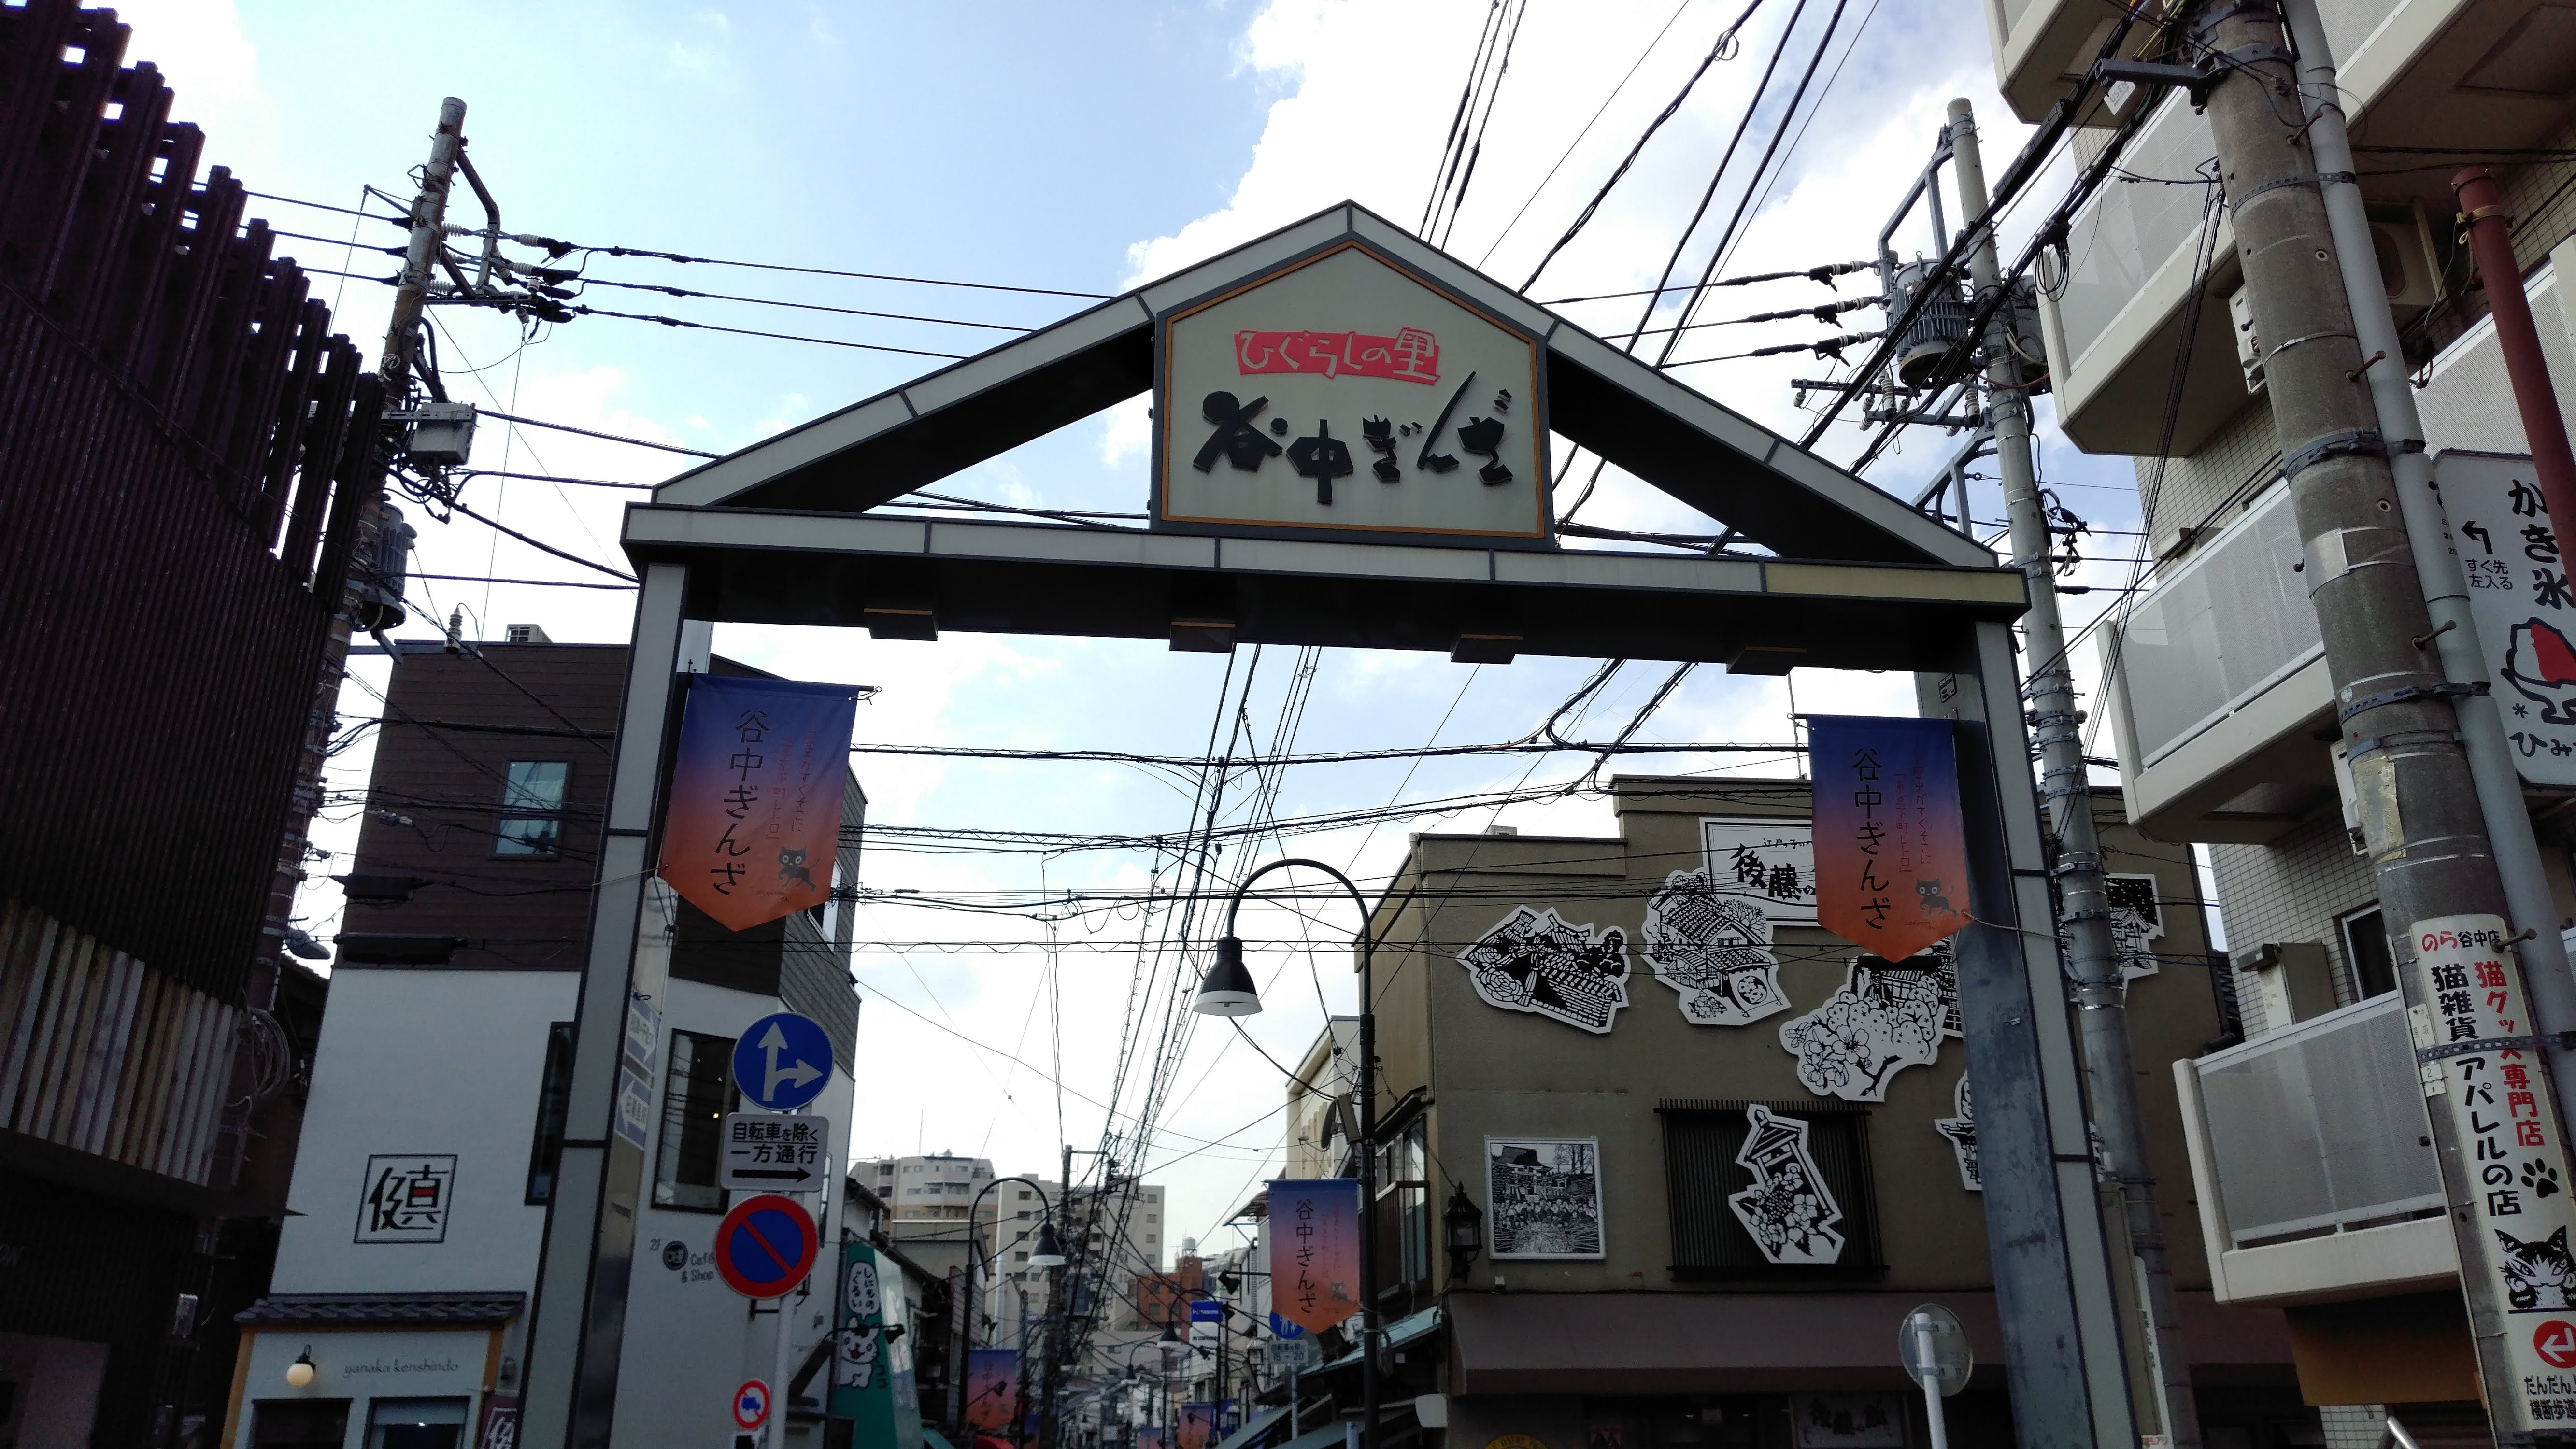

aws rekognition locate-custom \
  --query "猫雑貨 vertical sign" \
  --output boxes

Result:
[1154,240,1549,543]
[1267,1178,1361,1335]
[1808,716,1971,962]
[657,674,860,932]
[2406,913,2576,1436]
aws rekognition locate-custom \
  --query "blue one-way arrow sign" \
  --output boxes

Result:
[732,1011,832,1111]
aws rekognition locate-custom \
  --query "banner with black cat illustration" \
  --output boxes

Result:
[658,673,862,932]
[2406,912,2576,1434]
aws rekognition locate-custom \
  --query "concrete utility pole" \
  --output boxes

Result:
[382,98,466,390]
[2196,1,2544,1424]
[1946,98,2200,1449]
[2279,0,2576,1141]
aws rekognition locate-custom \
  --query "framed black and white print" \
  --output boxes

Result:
[1486,1136,1605,1260]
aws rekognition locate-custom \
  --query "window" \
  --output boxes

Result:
[362,1398,470,1449]
[251,1401,352,1449]
[1657,1099,1884,1279]
[495,760,569,856]
[2340,905,2397,1002]
[1375,1117,1430,1290]
[526,1021,576,1204]
[653,1030,736,1212]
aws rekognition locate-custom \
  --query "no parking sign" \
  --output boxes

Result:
[714,1194,819,1300]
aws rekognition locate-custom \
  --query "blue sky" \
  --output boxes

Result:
[146,0,2155,1263]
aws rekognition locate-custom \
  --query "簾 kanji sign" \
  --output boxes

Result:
[1267,1178,1361,1335]
[719,1111,830,1192]
[657,673,860,933]
[1154,240,1548,543]
[1808,716,1971,962]
[2437,451,2576,788]
[2405,913,2576,1434]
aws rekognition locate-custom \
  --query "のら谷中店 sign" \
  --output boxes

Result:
[1153,240,1548,543]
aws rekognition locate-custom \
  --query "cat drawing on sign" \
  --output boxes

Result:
[778,846,815,889]
[1914,879,1953,916]
[2498,1226,2576,1311]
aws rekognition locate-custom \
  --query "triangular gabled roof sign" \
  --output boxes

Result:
[651,202,1988,569]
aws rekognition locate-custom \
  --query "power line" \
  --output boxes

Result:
[1476,0,1697,268]
[1520,0,1770,291]
[1538,262,1869,306]
[439,495,639,582]
[475,409,719,458]
[547,301,971,360]
[569,273,1035,333]
[240,189,1114,300]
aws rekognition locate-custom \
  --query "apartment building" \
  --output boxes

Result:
[1988,0,2576,1438]
[1261,778,2293,1449]
[219,638,867,1449]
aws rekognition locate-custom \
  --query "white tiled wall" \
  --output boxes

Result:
[2206,813,2378,1037]
[2133,397,2280,562]
[2317,1403,2385,1449]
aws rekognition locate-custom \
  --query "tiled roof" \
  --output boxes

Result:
[234,1291,525,1327]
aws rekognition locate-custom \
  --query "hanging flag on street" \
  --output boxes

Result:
[962,1348,1019,1432]
[1808,716,1972,962]
[657,673,860,932]
[1268,1179,1361,1335]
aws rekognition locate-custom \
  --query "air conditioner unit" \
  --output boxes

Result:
[2366,210,2441,318]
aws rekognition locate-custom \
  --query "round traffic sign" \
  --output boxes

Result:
[733,1012,834,1111]
[715,1194,819,1299]
[2537,1319,2576,1370]
[1269,1311,1304,1340]
[1898,1303,1973,1397]
[734,1378,771,1430]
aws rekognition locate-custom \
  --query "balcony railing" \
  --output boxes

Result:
[2101,479,2337,839]
[2187,994,2441,1248]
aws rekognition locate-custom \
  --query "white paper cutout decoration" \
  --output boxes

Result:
[1643,868,1790,1026]
[2107,873,2165,980]
[1935,1073,1978,1192]
[1457,906,1630,1034]
[1727,1104,1846,1264]
[1776,943,1960,1102]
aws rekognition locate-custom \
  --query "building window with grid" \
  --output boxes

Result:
[1376,1115,1430,1291]
[654,1030,736,1212]
[495,760,569,856]
[1656,1099,1884,1280]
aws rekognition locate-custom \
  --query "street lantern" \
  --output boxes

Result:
[1030,1220,1067,1269]
[1443,1184,1484,1280]
[1192,936,1261,1016]
[1217,1270,1239,1296]
[285,1346,316,1388]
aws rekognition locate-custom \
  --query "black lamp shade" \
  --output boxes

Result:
[1192,936,1262,1016]
[1028,1220,1067,1268]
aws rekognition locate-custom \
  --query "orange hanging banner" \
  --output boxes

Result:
[657,674,860,932]
[1809,715,1972,962]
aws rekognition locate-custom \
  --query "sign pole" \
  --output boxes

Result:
[1912,1310,1949,1449]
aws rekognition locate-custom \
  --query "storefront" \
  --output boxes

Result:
[221,1293,523,1449]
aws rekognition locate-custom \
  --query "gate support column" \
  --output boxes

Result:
[521,560,697,1449]
[1922,619,2139,1449]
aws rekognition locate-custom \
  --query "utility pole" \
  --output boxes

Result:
[382,98,466,390]
[2196,4,2576,1434]
[1947,97,2201,1449]
[2278,0,2576,1142]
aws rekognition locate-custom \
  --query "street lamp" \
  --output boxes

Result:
[1192,857,1381,1449]
[950,1175,1069,1434]
[1442,1184,1484,1282]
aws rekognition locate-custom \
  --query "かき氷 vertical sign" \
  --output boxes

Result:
[1807,716,1971,962]
[2406,913,2576,1435]
[656,674,860,932]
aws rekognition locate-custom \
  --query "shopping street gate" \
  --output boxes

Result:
[519,202,2132,1449]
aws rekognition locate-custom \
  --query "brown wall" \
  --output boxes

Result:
[1340,777,2222,1299]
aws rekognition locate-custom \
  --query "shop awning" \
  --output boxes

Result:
[1210,1403,1292,1449]
[1446,1289,2292,1395]
[1318,1305,1443,1372]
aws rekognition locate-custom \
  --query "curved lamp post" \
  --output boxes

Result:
[1191,857,1379,1449]
[952,1175,1068,1435]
